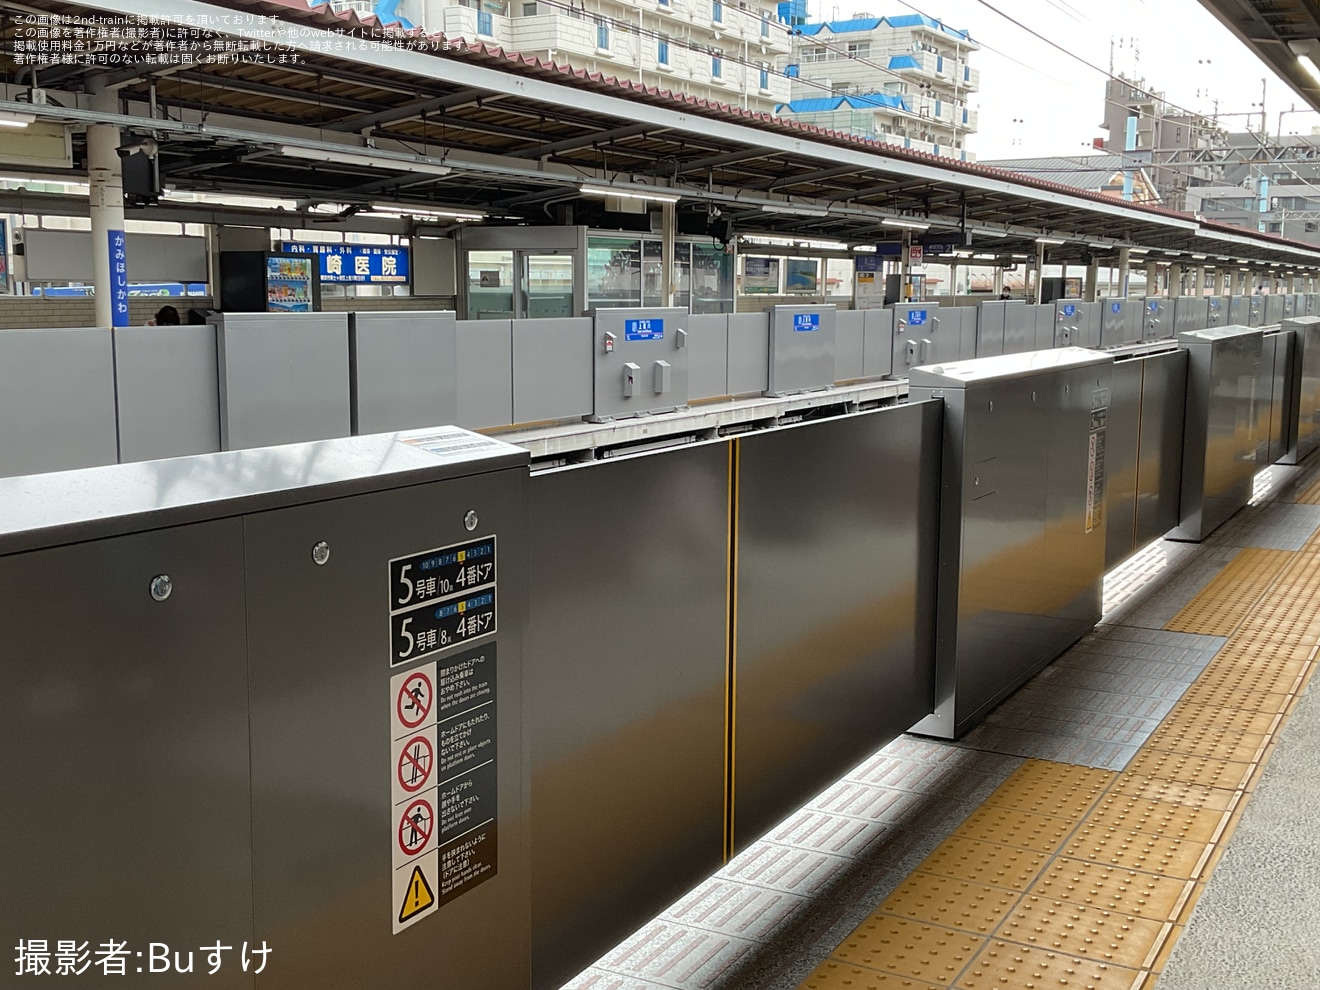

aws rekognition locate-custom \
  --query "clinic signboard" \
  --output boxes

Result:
[280,243,410,285]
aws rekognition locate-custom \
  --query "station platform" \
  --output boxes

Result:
[561,457,1320,990]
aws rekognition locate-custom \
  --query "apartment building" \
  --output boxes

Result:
[340,0,795,112]
[776,13,980,160]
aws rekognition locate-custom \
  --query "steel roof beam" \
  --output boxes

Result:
[325,90,501,132]
[505,123,658,159]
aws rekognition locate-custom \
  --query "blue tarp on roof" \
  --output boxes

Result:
[793,14,972,41]
[887,54,920,69]
[776,92,912,114]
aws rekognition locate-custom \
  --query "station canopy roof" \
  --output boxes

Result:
[1195,0,1320,121]
[4,0,1320,271]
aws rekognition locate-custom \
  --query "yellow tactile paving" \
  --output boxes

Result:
[954,940,1142,990]
[919,835,1051,892]
[1290,476,1320,504]
[800,960,943,990]
[1029,859,1192,921]
[951,805,1078,853]
[832,917,985,984]
[1163,548,1293,636]
[995,897,1166,969]
[875,873,1019,936]
[1058,824,1211,880]
[1084,793,1228,845]
[793,497,1320,990]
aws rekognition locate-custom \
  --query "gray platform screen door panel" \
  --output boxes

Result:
[687,313,730,401]
[591,307,689,420]
[114,324,222,463]
[767,304,836,395]
[456,319,514,430]
[217,313,351,451]
[349,311,458,436]
[835,309,864,383]
[512,317,594,424]
[526,445,728,990]
[0,327,118,478]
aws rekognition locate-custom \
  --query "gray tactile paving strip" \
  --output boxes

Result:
[1257,462,1320,504]
[1204,500,1320,551]
[559,473,1285,990]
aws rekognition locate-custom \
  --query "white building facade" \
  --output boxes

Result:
[778,14,979,160]
[340,0,795,112]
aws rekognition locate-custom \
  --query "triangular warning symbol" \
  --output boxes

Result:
[398,864,436,924]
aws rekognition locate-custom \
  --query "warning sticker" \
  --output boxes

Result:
[398,798,436,858]
[395,858,438,929]
[1086,387,1108,534]
[394,730,437,806]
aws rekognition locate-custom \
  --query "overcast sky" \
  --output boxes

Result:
[808,0,1320,161]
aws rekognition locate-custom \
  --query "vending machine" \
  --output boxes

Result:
[219,251,323,313]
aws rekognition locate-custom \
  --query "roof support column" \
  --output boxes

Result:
[1116,247,1131,298]
[1145,261,1158,297]
[992,266,1004,297]
[1213,268,1226,295]
[902,231,913,301]
[1083,256,1099,302]
[1169,263,1183,298]
[87,77,126,330]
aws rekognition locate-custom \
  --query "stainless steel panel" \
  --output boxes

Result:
[1032,304,1057,350]
[1226,296,1245,326]
[861,308,894,378]
[1173,297,1209,335]
[909,348,1111,738]
[976,300,1008,357]
[1105,358,1144,569]
[591,308,690,420]
[513,316,594,424]
[767,304,836,395]
[216,313,351,451]
[1265,294,1285,325]
[1171,326,1263,541]
[727,313,770,395]
[349,311,458,436]
[1054,301,1100,348]
[1002,301,1035,356]
[958,306,979,359]
[1280,317,1320,464]
[0,327,118,477]
[456,318,514,430]
[1100,299,1140,348]
[245,466,529,990]
[527,445,728,990]
[688,313,730,400]
[890,302,945,372]
[1135,349,1187,547]
[835,309,864,383]
[1143,297,1169,340]
[1269,328,1295,464]
[114,324,221,463]
[1247,294,1265,327]
[735,402,940,843]
[1255,331,1278,468]
[0,520,253,988]
[1205,296,1229,328]
[1284,295,1298,320]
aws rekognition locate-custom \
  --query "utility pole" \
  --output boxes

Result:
[1260,77,1268,134]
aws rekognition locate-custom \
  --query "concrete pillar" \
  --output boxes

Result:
[87,78,126,329]
[900,232,912,300]
[1169,264,1183,297]
[1117,248,1131,298]
[661,201,675,307]
[992,267,1004,296]
[949,262,959,297]
[1083,256,1100,302]
[1214,268,1226,295]
[1145,262,1158,296]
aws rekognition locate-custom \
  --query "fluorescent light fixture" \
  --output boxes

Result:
[1292,41,1320,85]
[881,218,931,230]
[760,203,829,217]
[580,183,681,205]
[1035,237,1066,245]
[370,202,486,221]
[1128,248,1149,255]
[1191,254,1208,260]
[0,111,34,128]
[852,245,877,253]
[1088,242,1112,250]
[277,144,452,176]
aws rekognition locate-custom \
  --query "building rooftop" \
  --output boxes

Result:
[978,154,1156,195]
[776,93,913,114]
[795,13,974,43]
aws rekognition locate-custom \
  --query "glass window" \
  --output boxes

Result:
[597,18,609,48]
[712,0,723,22]
[657,37,670,64]
[522,2,536,13]
[587,237,642,309]
[760,11,770,35]
[712,52,722,77]
[466,250,514,320]
[691,242,733,314]
[476,10,492,34]
[658,0,670,7]
[759,66,769,89]
[846,42,869,58]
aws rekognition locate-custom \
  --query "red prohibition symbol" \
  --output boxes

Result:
[398,798,434,856]
[397,735,434,793]
[397,671,434,730]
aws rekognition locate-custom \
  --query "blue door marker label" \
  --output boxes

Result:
[625,319,664,341]
[1063,304,1077,317]
[908,310,928,326]
[1111,302,1122,314]
[793,313,821,332]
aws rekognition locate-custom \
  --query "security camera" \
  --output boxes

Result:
[116,136,159,159]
